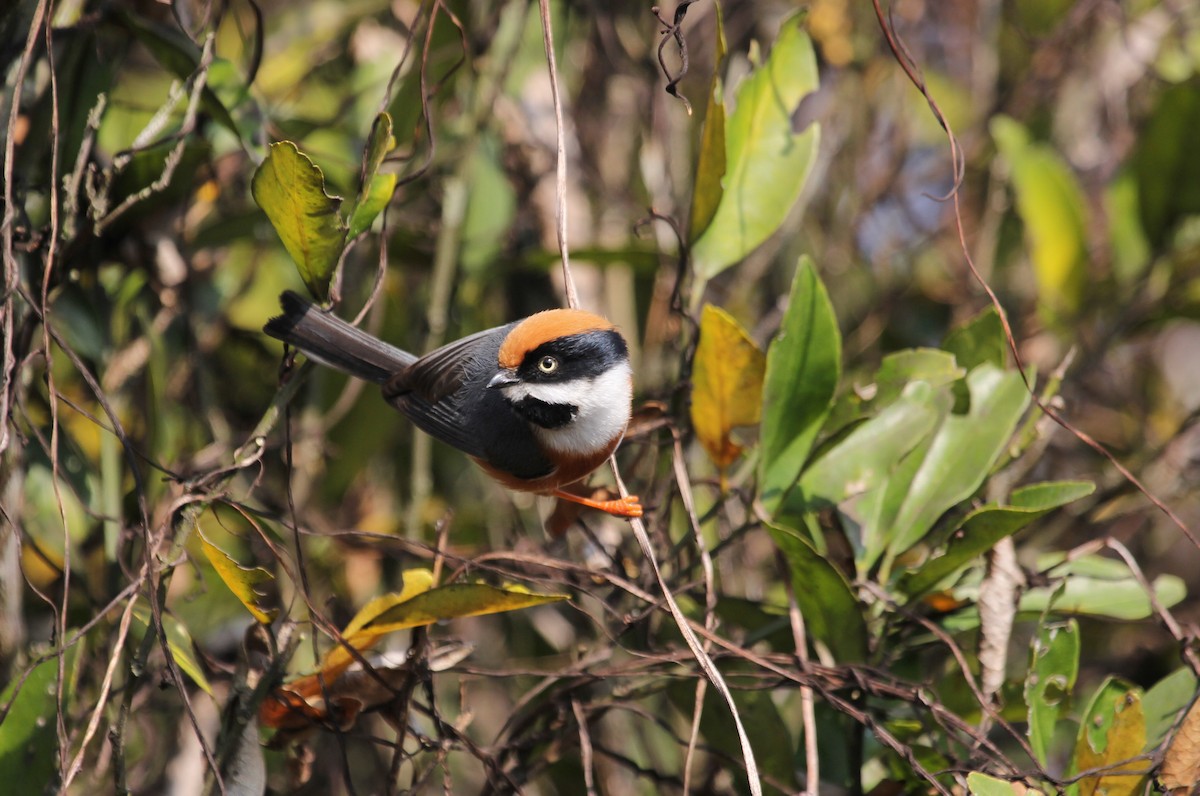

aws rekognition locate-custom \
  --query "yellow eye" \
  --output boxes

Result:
[538,355,559,374]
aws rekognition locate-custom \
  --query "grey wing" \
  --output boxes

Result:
[381,324,514,457]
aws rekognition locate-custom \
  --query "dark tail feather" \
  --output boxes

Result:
[263,291,415,384]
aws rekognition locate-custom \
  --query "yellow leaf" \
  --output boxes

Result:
[691,305,766,472]
[360,583,568,635]
[198,530,278,625]
[319,568,436,678]
[1076,689,1148,796]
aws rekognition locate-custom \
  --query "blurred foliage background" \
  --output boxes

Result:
[2,0,1200,793]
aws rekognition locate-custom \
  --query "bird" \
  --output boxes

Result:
[263,291,642,519]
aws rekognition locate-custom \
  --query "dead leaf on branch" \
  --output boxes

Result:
[690,304,766,477]
[1161,696,1200,794]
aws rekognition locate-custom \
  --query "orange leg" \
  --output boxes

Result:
[552,489,643,519]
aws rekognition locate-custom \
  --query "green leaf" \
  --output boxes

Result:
[347,113,397,239]
[768,524,866,662]
[759,258,842,514]
[1074,678,1147,796]
[362,583,569,633]
[791,381,945,511]
[319,568,437,678]
[0,655,64,789]
[1133,83,1200,248]
[943,306,1007,372]
[197,530,278,625]
[899,480,1095,597]
[251,141,348,301]
[688,1,727,242]
[992,116,1089,319]
[966,772,1027,796]
[1143,667,1199,748]
[1026,619,1080,766]
[870,349,964,407]
[690,12,820,280]
[1020,572,1185,621]
[871,363,1030,569]
[132,606,213,695]
[691,305,766,472]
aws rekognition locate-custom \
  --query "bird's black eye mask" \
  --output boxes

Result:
[518,330,628,382]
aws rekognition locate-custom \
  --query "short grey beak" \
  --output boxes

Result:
[487,370,519,389]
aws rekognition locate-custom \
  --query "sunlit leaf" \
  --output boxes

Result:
[1026,619,1079,766]
[251,141,347,301]
[1074,678,1147,796]
[691,12,820,280]
[870,363,1030,569]
[1020,572,1185,620]
[992,116,1088,319]
[319,568,436,678]
[197,530,277,625]
[759,257,841,514]
[690,305,766,472]
[899,481,1095,597]
[966,772,1036,795]
[792,381,945,511]
[688,1,727,242]
[768,524,866,662]
[347,113,396,239]
[132,606,213,695]
[869,349,964,408]
[362,582,569,634]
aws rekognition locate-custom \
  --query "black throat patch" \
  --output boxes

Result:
[513,396,578,429]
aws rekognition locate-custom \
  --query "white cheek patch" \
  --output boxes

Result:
[506,363,633,455]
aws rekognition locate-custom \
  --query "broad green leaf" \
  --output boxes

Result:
[197,530,278,625]
[1133,83,1200,248]
[943,306,1007,372]
[871,363,1030,569]
[362,582,569,634]
[319,568,436,677]
[251,141,347,301]
[992,116,1088,318]
[967,772,1032,796]
[792,381,944,510]
[347,113,396,239]
[691,13,819,280]
[347,173,397,240]
[1020,572,1185,620]
[132,606,213,695]
[691,305,766,472]
[1074,679,1147,796]
[0,655,65,789]
[768,524,866,662]
[688,1,727,242]
[759,258,841,514]
[1026,619,1080,766]
[899,480,1095,597]
[870,349,964,407]
[1143,667,1198,748]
